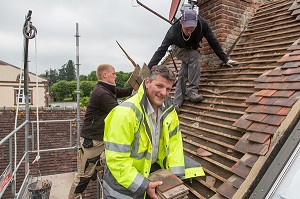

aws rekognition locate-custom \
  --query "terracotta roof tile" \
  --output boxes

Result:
[273,97,298,107]
[245,94,263,103]
[256,90,276,97]
[241,153,259,167]
[260,105,282,114]
[254,83,270,89]
[288,1,300,11]
[268,82,289,90]
[269,76,289,82]
[263,125,278,135]
[289,50,300,56]
[228,175,244,189]
[281,61,300,69]
[210,193,224,199]
[290,91,300,98]
[217,182,237,199]
[255,75,273,83]
[283,66,300,74]
[246,113,268,122]
[245,105,264,113]
[267,68,284,76]
[262,115,286,126]
[248,122,268,132]
[277,107,292,115]
[248,132,271,143]
[292,9,300,15]
[232,116,253,129]
[231,161,251,179]
[277,53,290,63]
[285,74,300,82]
[287,39,300,50]
[286,82,300,90]
[258,97,279,105]
[247,139,271,155]
[272,90,295,98]
[234,137,250,154]
[248,122,277,134]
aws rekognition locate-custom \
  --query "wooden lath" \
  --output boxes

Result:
[180,121,243,141]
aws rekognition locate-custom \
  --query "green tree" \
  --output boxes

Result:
[40,68,59,87]
[58,60,76,81]
[80,81,97,97]
[80,74,88,81]
[50,80,69,101]
[116,71,131,87]
[65,60,76,81]
[67,81,77,100]
[87,71,97,81]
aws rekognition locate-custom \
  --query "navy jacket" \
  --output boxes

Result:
[80,81,133,140]
[148,16,229,69]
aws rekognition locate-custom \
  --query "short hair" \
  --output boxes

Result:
[96,64,114,80]
[149,65,176,82]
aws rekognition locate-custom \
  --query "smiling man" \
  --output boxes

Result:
[103,65,185,199]
[148,9,237,113]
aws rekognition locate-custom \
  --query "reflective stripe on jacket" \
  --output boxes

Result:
[103,82,185,198]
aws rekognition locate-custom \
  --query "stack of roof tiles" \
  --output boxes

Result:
[149,169,189,199]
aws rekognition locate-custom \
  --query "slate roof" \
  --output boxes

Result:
[163,0,300,198]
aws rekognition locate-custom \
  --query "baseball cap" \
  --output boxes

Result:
[181,9,198,28]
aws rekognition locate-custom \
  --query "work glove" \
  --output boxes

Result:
[225,59,238,67]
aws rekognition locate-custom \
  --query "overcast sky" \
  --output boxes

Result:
[0,0,173,75]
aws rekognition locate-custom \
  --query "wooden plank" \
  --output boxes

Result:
[185,184,206,199]
[202,65,276,72]
[234,40,294,51]
[179,114,242,136]
[203,168,226,183]
[184,148,231,173]
[231,47,289,55]
[237,31,298,46]
[201,71,264,77]
[182,109,237,122]
[194,177,217,192]
[232,53,286,61]
[183,138,239,162]
[183,100,249,112]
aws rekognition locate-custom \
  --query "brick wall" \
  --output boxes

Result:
[197,0,269,69]
[0,107,97,198]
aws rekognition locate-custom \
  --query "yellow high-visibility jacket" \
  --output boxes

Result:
[103,83,204,198]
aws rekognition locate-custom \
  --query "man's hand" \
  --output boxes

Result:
[146,181,163,199]
[225,59,238,67]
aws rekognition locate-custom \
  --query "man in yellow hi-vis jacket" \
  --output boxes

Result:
[103,65,204,199]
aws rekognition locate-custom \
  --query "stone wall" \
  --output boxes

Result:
[0,107,97,198]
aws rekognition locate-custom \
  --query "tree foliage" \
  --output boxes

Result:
[59,60,76,81]
[43,62,131,102]
[116,71,131,87]
[50,80,69,101]
[40,68,59,87]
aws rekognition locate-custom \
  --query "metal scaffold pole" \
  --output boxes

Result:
[23,8,37,186]
[75,23,81,148]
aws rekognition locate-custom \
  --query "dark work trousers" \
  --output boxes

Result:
[68,137,104,199]
[172,47,201,107]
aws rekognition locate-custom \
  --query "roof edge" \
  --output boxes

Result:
[233,98,300,198]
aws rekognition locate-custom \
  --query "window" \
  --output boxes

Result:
[14,88,32,105]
